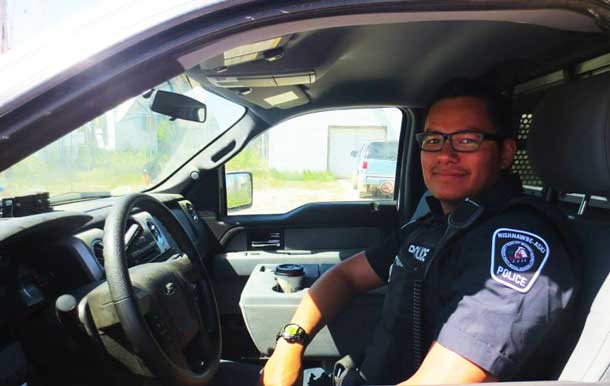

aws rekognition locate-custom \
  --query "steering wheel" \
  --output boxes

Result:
[101,193,221,385]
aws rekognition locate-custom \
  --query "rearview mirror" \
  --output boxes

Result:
[150,90,207,123]
[226,172,253,210]
[350,150,358,158]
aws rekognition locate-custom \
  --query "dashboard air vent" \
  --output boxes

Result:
[92,239,104,266]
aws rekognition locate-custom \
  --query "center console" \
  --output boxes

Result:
[239,263,384,357]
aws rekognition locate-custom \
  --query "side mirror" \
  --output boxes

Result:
[350,150,358,158]
[226,172,253,211]
[150,90,207,123]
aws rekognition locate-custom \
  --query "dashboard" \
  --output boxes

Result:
[0,194,210,385]
[73,211,180,282]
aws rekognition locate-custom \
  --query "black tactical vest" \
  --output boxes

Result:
[358,195,574,385]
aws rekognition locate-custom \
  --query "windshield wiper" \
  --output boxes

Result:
[50,191,112,205]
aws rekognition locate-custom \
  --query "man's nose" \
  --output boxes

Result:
[437,139,459,162]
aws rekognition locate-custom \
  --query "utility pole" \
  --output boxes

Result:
[0,0,8,54]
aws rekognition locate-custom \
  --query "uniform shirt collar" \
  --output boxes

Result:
[425,173,524,220]
[469,173,524,210]
[425,195,447,222]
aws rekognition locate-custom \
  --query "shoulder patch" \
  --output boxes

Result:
[490,227,550,293]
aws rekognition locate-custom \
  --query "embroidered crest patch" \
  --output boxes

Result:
[490,228,550,293]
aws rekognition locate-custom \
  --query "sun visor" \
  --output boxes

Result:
[201,35,293,70]
[207,71,316,88]
[238,86,309,109]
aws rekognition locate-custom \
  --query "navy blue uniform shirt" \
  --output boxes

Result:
[364,175,578,381]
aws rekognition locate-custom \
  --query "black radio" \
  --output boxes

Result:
[1,192,52,218]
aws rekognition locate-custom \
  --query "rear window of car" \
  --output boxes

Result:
[365,142,398,160]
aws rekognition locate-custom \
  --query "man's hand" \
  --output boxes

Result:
[259,339,305,386]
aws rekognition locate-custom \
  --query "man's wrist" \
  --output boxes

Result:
[276,336,306,352]
[276,323,310,346]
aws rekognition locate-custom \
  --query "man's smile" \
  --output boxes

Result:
[431,167,469,177]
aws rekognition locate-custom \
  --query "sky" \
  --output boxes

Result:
[5,0,115,51]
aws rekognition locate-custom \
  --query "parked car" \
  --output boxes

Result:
[351,141,398,198]
[0,1,609,386]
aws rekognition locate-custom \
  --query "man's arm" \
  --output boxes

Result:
[398,341,497,385]
[289,251,385,336]
[260,251,384,386]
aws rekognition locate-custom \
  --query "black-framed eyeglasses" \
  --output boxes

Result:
[415,130,502,153]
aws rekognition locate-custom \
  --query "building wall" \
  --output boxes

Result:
[269,118,329,172]
[268,108,401,173]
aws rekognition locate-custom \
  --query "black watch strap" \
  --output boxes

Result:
[276,323,310,346]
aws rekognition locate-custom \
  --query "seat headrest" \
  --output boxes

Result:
[528,73,610,195]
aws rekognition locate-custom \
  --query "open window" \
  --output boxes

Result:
[224,108,404,215]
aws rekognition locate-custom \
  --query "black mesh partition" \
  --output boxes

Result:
[512,113,544,188]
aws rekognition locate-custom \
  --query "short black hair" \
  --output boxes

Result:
[427,78,514,138]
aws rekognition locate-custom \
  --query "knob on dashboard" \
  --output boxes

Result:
[55,294,78,327]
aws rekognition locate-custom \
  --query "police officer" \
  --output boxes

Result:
[259,79,578,386]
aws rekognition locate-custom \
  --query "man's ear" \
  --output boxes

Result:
[499,138,517,170]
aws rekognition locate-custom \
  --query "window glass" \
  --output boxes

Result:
[365,142,398,161]
[226,108,403,215]
[0,74,245,201]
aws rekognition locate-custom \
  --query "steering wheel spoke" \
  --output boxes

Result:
[167,253,202,282]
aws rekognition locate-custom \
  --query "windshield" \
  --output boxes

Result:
[365,142,398,161]
[0,74,245,202]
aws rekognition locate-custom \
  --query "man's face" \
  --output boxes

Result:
[421,96,515,209]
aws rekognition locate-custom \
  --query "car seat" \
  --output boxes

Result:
[529,72,610,381]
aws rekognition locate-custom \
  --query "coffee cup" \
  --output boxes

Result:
[274,264,305,293]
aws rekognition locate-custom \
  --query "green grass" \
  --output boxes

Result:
[225,142,337,189]
[270,169,335,182]
[1,136,339,201]
[248,169,336,189]
[227,188,251,209]
[0,150,159,198]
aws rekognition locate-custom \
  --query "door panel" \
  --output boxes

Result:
[212,201,398,311]
[225,226,382,253]
[210,201,397,359]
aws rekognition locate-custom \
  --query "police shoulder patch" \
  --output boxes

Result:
[490,227,550,293]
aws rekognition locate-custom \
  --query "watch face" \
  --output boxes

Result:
[285,325,300,335]
[277,324,308,345]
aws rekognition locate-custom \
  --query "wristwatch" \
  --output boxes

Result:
[276,323,310,346]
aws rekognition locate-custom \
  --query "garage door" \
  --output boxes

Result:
[327,125,386,178]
